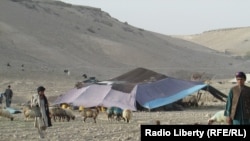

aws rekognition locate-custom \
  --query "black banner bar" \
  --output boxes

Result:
[141,125,250,140]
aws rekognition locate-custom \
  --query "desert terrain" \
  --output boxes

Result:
[1,0,250,140]
[174,27,250,57]
[0,76,235,141]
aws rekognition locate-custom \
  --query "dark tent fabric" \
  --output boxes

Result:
[108,68,227,109]
[201,85,228,102]
[110,67,167,83]
[110,67,167,93]
[53,67,227,111]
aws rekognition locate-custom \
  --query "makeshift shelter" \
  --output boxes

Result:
[53,68,227,111]
[133,77,219,109]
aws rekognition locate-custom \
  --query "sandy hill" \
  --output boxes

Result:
[1,0,250,83]
[175,27,250,58]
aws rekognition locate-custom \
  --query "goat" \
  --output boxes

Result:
[80,107,99,123]
[208,110,227,125]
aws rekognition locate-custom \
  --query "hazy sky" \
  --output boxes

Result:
[60,0,250,35]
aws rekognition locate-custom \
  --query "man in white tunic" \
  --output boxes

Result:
[31,86,52,139]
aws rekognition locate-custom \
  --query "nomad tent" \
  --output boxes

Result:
[53,68,227,111]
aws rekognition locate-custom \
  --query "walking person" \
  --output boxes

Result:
[0,93,4,108]
[31,86,52,139]
[224,71,250,125]
[4,85,13,107]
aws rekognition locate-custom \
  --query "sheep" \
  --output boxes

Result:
[23,109,36,121]
[113,107,123,121]
[49,106,69,122]
[49,107,59,121]
[64,108,75,121]
[106,106,123,121]
[122,109,132,123]
[80,107,99,123]
[22,105,36,121]
[0,108,14,121]
[208,110,227,125]
[106,107,115,121]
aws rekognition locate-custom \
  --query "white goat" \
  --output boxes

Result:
[0,108,14,121]
[208,110,226,125]
[122,109,132,123]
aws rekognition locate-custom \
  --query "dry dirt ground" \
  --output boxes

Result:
[0,78,234,141]
[0,106,226,141]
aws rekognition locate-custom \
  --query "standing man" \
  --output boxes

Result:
[224,71,250,125]
[31,86,52,139]
[0,93,4,107]
[4,85,13,107]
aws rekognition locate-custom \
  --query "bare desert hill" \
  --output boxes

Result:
[175,27,250,58]
[1,0,250,83]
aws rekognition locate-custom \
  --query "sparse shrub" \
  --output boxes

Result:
[94,19,113,27]
[138,28,144,31]
[87,28,95,33]
[75,82,84,89]
[123,27,134,33]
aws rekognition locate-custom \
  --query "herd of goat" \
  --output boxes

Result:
[0,105,226,125]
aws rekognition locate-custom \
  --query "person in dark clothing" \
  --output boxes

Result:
[4,85,13,107]
[31,86,52,139]
[0,93,4,106]
[224,71,250,125]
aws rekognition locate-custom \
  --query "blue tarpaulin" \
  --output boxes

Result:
[134,77,208,109]
[6,107,22,114]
